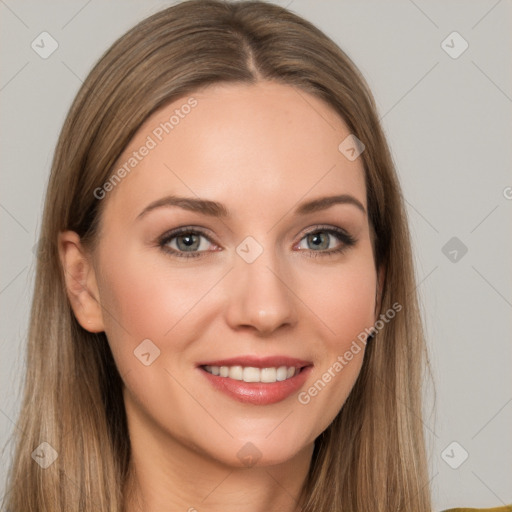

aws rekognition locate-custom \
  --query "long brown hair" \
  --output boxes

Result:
[4,1,433,510]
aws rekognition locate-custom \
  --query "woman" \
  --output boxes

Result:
[4,1,510,511]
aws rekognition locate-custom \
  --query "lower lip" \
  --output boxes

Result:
[199,366,313,405]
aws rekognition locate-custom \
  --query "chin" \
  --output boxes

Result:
[205,430,314,469]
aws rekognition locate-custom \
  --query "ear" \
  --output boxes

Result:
[58,230,105,333]
[374,264,386,318]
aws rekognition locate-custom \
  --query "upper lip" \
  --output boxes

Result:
[197,356,313,369]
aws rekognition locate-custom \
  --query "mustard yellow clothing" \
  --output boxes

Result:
[442,507,512,512]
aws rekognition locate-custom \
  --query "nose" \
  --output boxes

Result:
[224,246,298,336]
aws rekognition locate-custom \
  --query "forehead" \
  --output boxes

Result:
[100,81,367,224]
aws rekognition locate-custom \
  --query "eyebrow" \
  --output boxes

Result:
[136,193,366,220]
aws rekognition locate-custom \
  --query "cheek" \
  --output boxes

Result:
[299,252,377,347]
[95,240,222,364]
[292,246,376,423]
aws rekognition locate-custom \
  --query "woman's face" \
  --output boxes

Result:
[87,81,378,467]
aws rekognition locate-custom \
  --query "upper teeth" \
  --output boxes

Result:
[204,365,297,383]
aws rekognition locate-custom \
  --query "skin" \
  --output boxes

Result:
[59,81,382,512]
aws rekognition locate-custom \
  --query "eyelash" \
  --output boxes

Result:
[157,225,357,260]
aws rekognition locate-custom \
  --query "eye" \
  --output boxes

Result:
[158,227,217,259]
[158,225,357,260]
[295,226,357,258]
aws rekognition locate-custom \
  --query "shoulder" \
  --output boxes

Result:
[441,507,512,512]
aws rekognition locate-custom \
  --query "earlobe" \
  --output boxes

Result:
[58,230,105,333]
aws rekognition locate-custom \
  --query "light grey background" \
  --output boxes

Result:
[1,0,511,509]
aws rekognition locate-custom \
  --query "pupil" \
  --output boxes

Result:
[310,232,327,250]
[179,234,198,250]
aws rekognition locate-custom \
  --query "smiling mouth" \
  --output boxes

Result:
[198,360,313,405]
[202,365,304,383]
